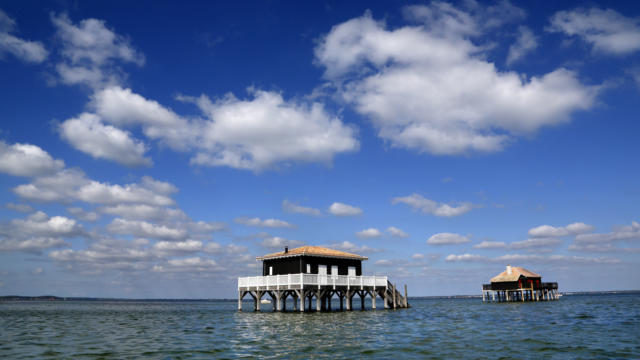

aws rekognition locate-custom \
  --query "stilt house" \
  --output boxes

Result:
[238,245,409,312]
[482,265,559,302]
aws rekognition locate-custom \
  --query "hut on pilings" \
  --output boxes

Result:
[237,245,409,312]
[482,265,559,302]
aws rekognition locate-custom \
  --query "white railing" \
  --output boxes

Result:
[238,274,388,290]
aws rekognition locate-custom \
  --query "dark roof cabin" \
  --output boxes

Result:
[238,245,409,312]
[257,245,368,276]
[482,265,559,302]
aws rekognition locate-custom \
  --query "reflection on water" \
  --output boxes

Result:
[1,294,639,359]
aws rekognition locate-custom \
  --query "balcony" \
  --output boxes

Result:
[238,273,388,290]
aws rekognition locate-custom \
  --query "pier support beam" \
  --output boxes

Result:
[368,290,376,310]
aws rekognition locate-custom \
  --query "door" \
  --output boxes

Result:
[306,264,311,273]
[331,265,338,276]
[318,265,327,285]
[318,265,327,275]
[269,266,273,275]
[348,266,356,277]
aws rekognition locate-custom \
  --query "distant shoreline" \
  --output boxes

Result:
[1,290,638,302]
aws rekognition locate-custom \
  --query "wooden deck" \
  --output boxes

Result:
[482,282,559,302]
[238,273,409,311]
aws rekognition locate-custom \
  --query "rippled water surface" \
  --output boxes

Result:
[1,293,639,359]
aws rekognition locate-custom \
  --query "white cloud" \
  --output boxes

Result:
[0,211,82,253]
[0,237,67,252]
[90,86,358,171]
[153,240,203,255]
[67,207,99,222]
[13,169,175,206]
[528,222,594,238]
[374,259,393,266]
[99,204,187,222]
[356,228,382,239]
[445,253,486,262]
[152,257,220,273]
[282,200,322,216]
[51,13,144,88]
[387,226,409,238]
[507,26,538,65]
[234,217,295,228]
[0,141,65,177]
[427,232,471,245]
[411,253,424,260]
[91,86,191,149]
[0,9,48,63]
[510,238,562,249]
[445,252,620,264]
[328,202,362,217]
[473,240,507,249]
[58,112,152,167]
[315,6,597,155]
[392,193,475,217]
[260,236,304,249]
[548,8,640,55]
[6,211,82,237]
[107,218,187,241]
[573,221,640,244]
[327,241,380,254]
[5,202,34,213]
[188,89,359,171]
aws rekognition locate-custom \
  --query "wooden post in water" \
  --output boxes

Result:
[392,284,397,309]
[404,285,409,307]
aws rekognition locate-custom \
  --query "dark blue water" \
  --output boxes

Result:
[1,294,639,359]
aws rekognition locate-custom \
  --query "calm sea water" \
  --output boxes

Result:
[1,293,639,359]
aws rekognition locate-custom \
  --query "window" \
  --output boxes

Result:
[331,265,338,275]
[348,266,356,276]
[306,264,311,273]
[269,266,273,275]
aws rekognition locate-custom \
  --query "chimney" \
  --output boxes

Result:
[506,264,512,275]
[284,246,289,253]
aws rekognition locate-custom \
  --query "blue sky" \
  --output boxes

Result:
[0,0,639,298]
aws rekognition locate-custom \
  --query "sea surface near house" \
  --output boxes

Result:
[1,293,638,359]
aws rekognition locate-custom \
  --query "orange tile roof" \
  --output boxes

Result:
[257,246,368,261]
[491,266,541,282]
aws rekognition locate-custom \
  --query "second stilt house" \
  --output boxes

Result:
[238,245,408,312]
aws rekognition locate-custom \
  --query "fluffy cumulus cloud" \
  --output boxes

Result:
[58,112,152,167]
[235,217,295,229]
[0,9,48,63]
[510,238,562,249]
[328,202,362,217]
[528,222,594,238]
[356,227,382,239]
[78,86,358,170]
[327,241,380,255]
[51,13,144,88]
[107,218,187,241]
[445,252,621,264]
[315,3,598,155]
[507,26,538,65]
[13,169,175,206]
[0,211,82,252]
[282,200,322,216]
[387,226,409,238]
[260,236,304,249]
[573,221,640,245]
[0,141,65,177]
[188,89,359,170]
[392,193,475,217]
[548,8,640,55]
[427,232,471,245]
[473,240,507,249]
